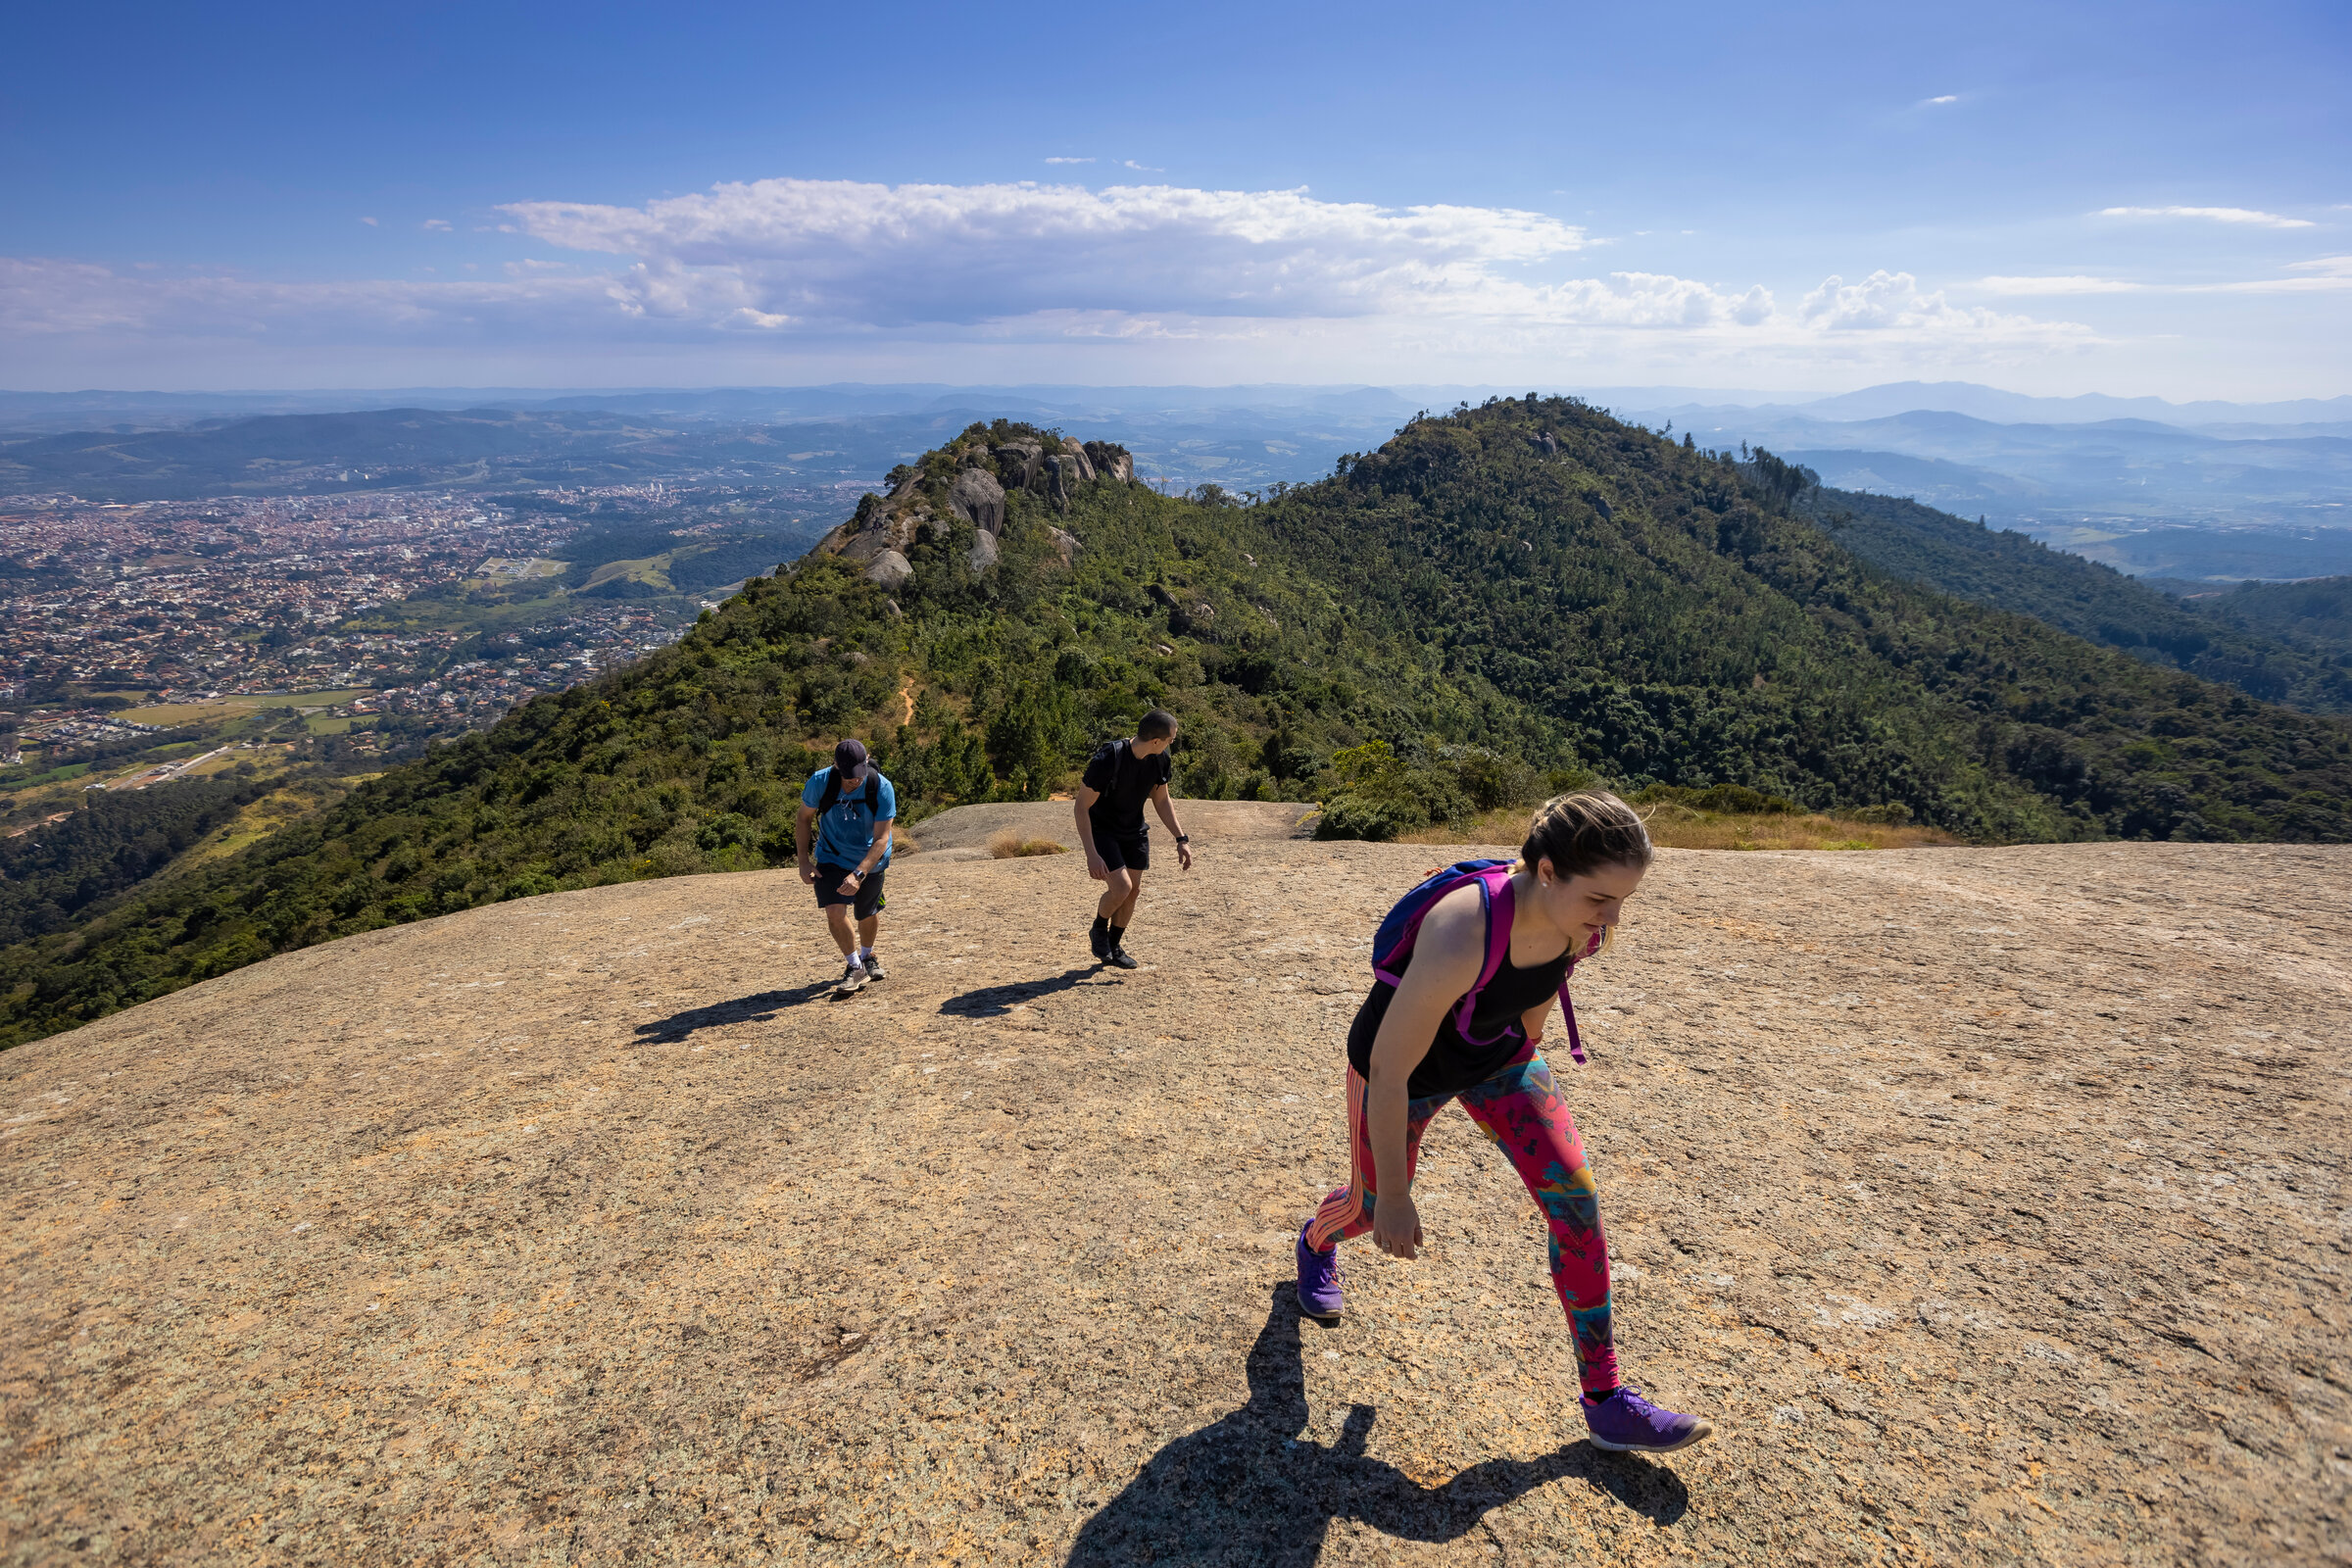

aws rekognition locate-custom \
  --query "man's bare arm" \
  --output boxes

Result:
[794,804,818,883]
[1150,783,1192,870]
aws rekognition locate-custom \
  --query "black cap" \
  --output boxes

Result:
[833,738,868,782]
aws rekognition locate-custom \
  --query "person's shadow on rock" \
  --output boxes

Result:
[938,967,1118,1018]
[632,982,837,1043]
[1064,1282,1688,1566]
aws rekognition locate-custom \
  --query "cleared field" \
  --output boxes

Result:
[120,689,373,726]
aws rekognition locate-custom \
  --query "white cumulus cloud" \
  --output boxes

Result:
[2097,205,2314,229]
[1798,270,2074,342]
[499,177,1593,327]
[0,176,2101,382]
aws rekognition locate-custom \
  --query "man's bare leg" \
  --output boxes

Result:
[825,904,858,957]
[1102,869,1145,967]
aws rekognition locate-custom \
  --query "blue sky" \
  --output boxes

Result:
[3,0,2345,397]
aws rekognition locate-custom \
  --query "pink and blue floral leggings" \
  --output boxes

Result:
[1305,1049,1619,1395]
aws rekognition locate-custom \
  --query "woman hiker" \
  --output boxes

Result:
[1296,791,1713,1454]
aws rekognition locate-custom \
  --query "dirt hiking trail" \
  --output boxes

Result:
[1,839,2346,1565]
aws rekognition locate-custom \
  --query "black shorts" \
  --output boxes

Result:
[814,862,887,919]
[1094,826,1150,872]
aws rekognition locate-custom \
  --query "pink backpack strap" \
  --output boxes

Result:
[1556,981,1587,1063]
[1554,927,1602,1064]
[1448,869,1516,1041]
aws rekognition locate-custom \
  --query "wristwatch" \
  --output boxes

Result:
[1175,834,1191,844]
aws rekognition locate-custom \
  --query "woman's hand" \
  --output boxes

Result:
[1371,1193,1423,1260]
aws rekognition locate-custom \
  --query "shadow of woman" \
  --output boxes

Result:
[1065,1282,1689,1565]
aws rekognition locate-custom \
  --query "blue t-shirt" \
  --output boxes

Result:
[802,766,897,869]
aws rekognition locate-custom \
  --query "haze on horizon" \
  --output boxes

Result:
[2,0,2345,402]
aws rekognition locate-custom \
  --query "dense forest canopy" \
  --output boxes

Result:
[4,400,2347,1049]
[1795,489,2352,713]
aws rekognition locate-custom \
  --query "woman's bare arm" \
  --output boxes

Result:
[1363,886,1486,1260]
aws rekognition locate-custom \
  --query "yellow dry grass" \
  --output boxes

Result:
[1400,803,1959,853]
[986,829,1070,858]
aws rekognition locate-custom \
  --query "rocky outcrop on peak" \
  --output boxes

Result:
[949,467,1005,535]
[1084,440,1134,483]
[812,421,1133,575]
[991,441,1045,490]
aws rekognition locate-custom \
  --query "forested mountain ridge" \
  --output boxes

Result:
[1253,398,2349,844]
[2168,575,2352,663]
[1794,489,2352,713]
[4,402,2348,1050]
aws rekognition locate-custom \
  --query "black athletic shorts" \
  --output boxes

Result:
[1094,827,1150,872]
[814,862,887,919]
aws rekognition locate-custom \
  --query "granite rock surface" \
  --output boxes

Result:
[2,841,2346,1565]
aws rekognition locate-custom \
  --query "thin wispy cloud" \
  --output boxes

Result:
[1923,94,1959,105]
[2097,205,2314,229]
[358,217,377,226]
[1975,258,2352,296]
[421,219,452,231]
[1121,160,1163,172]
[1977,274,2145,295]
[1043,157,1094,165]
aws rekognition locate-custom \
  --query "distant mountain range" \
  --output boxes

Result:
[4,380,2347,580]
[6,378,2347,432]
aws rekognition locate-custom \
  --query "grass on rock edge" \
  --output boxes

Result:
[1397,804,1960,853]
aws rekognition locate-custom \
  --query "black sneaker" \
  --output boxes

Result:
[1089,925,1109,961]
[1106,946,1140,970]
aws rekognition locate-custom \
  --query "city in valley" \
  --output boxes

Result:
[0,481,817,827]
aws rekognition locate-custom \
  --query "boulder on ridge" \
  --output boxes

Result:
[950,468,1005,536]
[1084,441,1135,483]
[992,442,1046,492]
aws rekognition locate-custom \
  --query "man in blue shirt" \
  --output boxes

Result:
[796,738,898,996]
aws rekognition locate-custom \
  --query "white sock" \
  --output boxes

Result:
[858,946,875,964]
[845,951,864,969]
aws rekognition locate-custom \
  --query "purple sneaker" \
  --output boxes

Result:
[1296,1225,1343,1321]
[1582,1387,1713,1453]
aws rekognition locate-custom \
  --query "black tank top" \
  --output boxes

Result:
[1345,941,1574,1099]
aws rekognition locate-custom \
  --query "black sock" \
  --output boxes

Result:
[1583,1386,1620,1402]
[1108,924,1127,949]
[1091,916,1108,940]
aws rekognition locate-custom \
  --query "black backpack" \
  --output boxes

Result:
[816,766,884,814]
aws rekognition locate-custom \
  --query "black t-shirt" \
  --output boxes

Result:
[1081,739,1172,835]
[1345,942,1575,1099]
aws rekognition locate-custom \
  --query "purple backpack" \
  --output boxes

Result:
[1370,858,1593,1064]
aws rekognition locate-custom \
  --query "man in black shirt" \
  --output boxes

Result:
[1074,709,1193,968]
